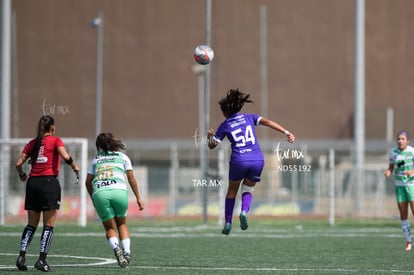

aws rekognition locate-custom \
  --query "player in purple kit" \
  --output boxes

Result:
[208,89,295,235]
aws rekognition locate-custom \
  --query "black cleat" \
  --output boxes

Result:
[123,252,131,264]
[16,255,28,271]
[221,223,232,235]
[114,246,128,268]
[34,259,51,272]
[239,211,248,230]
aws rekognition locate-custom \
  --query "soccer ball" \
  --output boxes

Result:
[194,45,214,65]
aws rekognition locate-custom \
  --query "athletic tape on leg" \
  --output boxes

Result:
[241,184,254,193]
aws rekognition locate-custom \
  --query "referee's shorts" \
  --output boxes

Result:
[25,176,61,211]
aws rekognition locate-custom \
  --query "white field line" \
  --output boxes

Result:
[136,265,414,273]
[0,227,402,239]
[128,226,401,238]
[0,253,116,269]
[1,253,414,274]
[0,227,411,274]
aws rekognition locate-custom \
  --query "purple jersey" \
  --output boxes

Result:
[213,113,264,162]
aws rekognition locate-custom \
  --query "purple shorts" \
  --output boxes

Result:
[229,160,264,182]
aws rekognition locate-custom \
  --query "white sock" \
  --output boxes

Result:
[401,220,412,243]
[121,238,131,254]
[108,237,120,250]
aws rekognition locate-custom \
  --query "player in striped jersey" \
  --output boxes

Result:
[385,131,414,251]
[85,133,144,267]
[208,89,295,235]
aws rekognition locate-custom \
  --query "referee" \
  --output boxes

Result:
[15,115,79,272]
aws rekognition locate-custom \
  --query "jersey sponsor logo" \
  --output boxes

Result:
[94,152,120,160]
[97,157,116,163]
[35,145,48,163]
[229,115,246,128]
[95,179,117,188]
[36,156,48,163]
[230,120,246,128]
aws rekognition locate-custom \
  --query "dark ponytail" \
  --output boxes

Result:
[95,132,126,153]
[219,88,253,117]
[31,115,55,162]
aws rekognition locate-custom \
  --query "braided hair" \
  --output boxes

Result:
[95,132,126,153]
[219,88,253,117]
[31,115,55,162]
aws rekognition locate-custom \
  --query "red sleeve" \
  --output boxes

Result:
[22,139,36,155]
[55,136,64,148]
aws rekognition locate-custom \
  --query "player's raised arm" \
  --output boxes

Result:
[259,117,295,143]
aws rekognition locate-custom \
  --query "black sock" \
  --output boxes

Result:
[39,226,54,261]
[19,224,36,254]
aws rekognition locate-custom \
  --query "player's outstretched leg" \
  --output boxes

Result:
[16,224,36,271]
[34,225,54,272]
[239,211,248,231]
[121,238,131,264]
[108,236,128,268]
[240,184,254,230]
[401,220,412,251]
[222,198,236,235]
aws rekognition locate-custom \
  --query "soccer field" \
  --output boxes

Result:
[1,218,413,274]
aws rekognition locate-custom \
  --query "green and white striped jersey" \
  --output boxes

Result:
[389,145,414,186]
[87,151,132,196]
